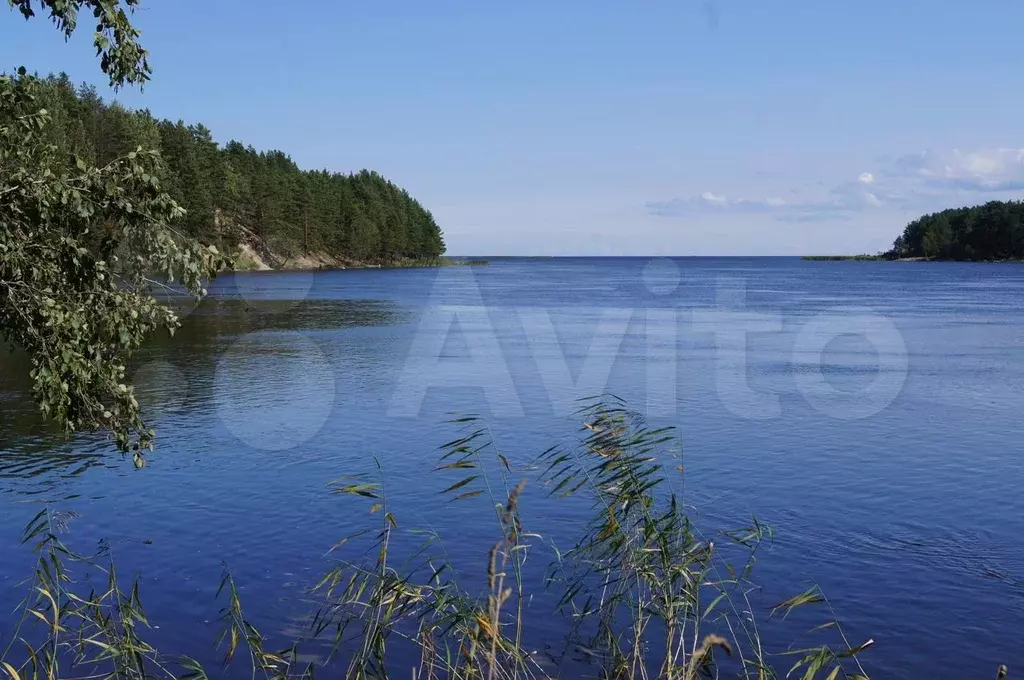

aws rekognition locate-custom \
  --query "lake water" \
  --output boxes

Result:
[1,257,1023,678]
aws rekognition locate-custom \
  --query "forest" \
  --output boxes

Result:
[28,72,445,266]
[889,200,1024,261]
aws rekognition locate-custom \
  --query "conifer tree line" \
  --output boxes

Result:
[29,72,446,264]
[890,200,1024,261]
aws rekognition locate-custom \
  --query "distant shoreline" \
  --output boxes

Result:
[231,243,488,272]
[234,258,489,272]
[801,255,1024,262]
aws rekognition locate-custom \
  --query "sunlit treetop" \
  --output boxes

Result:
[8,0,150,87]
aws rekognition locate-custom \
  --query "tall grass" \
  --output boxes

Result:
[0,507,192,680]
[0,398,887,679]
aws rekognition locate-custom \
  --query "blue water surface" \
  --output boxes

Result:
[1,257,1022,678]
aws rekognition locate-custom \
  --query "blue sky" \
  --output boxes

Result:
[2,0,1023,255]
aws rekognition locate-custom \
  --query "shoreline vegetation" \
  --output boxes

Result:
[805,199,1024,262]
[237,257,490,272]
[230,241,487,272]
[802,254,1023,263]
[24,72,448,270]
[4,400,883,680]
[801,254,888,261]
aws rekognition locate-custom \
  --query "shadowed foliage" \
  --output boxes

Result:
[889,200,1024,261]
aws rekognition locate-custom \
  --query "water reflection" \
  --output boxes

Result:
[0,297,404,486]
[214,331,336,451]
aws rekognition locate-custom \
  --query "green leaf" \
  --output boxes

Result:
[0,662,21,680]
[771,586,825,619]
[441,475,479,495]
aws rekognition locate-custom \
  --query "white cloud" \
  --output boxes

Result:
[648,173,889,221]
[699,191,727,205]
[891,148,1024,192]
[649,193,805,216]
[649,147,1024,222]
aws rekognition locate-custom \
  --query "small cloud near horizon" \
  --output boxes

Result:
[649,147,1024,222]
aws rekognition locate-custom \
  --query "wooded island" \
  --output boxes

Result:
[805,200,1024,261]
[27,73,446,268]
